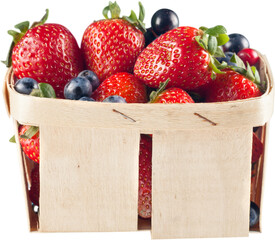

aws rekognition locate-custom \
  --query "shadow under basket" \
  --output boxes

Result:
[3,53,274,239]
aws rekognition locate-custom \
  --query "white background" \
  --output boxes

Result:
[0,0,274,239]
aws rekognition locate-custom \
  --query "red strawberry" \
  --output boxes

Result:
[19,125,40,164]
[92,72,147,103]
[138,134,152,219]
[153,87,194,103]
[134,25,229,90]
[5,10,84,98]
[81,2,145,82]
[252,133,263,163]
[29,164,40,206]
[205,69,262,102]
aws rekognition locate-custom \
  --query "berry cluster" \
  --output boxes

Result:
[5,2,265,223]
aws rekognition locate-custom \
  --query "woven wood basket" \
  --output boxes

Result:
[3,53,274,239]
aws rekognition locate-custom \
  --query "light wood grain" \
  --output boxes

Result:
[151,128,252,239]
[4,54,274,131]
[39,126,140,232]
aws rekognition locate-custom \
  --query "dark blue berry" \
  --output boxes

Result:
[216,52,237,67]
[78,70,100,91]
[222,33,250,53]
[103,95,127,103]
[151,9,179,36]
[144,28,157,47]
[250,202,260,227]
[14,77,38,95]
[79,96,95,101]
[64,77,93,100]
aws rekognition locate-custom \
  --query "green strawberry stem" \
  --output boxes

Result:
[20,126,39,139]
[149,79,170,103]
[2,9,49,67]
[228,54,264,92]
[102,1,146,33]
[195,25,230,78]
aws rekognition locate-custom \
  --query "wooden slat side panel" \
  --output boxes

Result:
[13,120,38,231]
[39,126,139,232]
[152,128,252,239]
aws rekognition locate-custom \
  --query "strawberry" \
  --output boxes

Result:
[19,125,40,164]
[92,72,147,103]
[4,10,84,98]
[149,79,194,103]
[252,133,263,163]
[138,134,152,219]
[153,87,194,103]
[134,25,230,90]
[81,2,145,82]
[205,69,262,102]
[29,164,40,206]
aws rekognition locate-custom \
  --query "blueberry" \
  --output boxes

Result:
[222,33,250,53]
[250,202,260,227]
[144,28,157,47]
[78,70,100,91]
[216,52,237,67]
[14,77,39,95]
[64,77,93,100]
[151,9,179,35]
[103,95,127,103]
[79,96,95,101]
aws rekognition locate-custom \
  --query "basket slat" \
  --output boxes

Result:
[39,126,140,232]
[151,127,252,239]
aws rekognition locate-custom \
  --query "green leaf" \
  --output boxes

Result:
[208,36,218,55]
[195,36,207,50]
[217,33,229,46]
[103,5,110,19]
[205,25,227,37]
[251,66,261,85]
[149,79,170,103]
[199,26,208,32]
[246,62,255,81]
[38,83,56,98]
[213,47,225,58]
[20,126,39,139]
[230,53,246,69]
[103,2,121,19]
[31,9,49,28]
[9,135,16,143]
[138,2,145,22]
[40,9,49,25]
[1,41,15,67]
[14,21,30,33]
[209,55,225,76]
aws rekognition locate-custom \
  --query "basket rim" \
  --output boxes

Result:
[4,54,274,131]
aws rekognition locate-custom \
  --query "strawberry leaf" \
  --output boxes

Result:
[31,9,49,28]
[208,36,218,55]
[205,25,227,37]
[20,126,39,139]
[213,47,226,58]
[38,83,56,98]
[149,79,170,103]
[103,1,121,19]
[217,33,229,46]
[138,1,145,22]
[14,21,30,33]
[230,53,246,68]
[30,83,56,98]
[9,135,16,143]
[122,2,146,33]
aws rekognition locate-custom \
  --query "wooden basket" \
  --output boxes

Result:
[2,54,274,239]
